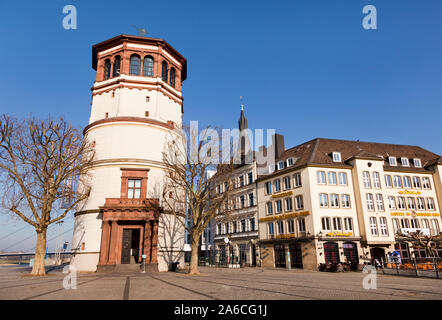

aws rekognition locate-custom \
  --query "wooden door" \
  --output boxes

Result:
[121,229,132,264]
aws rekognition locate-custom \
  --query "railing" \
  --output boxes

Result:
[0,252,72,265]
[382,257,441,279]
[198,252,240,267]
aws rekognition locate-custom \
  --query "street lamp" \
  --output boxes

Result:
[224,236,231,267]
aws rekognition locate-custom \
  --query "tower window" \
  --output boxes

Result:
[127,179,141,199]
[162,61,168,82]
[105,112,109,118]
[146,96,150,102]
[145,111,149,117]
[112,56,121,77]
[103,59,111,80]
[129,54,141,75]
[170,67,176,88]
[143,56,154,77]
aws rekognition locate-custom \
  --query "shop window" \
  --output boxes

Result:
[324,242,340,264]
[394,242,410,261]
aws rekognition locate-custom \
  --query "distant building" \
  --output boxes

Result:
[212,106,259,266]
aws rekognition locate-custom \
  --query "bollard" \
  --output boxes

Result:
[141,254,147,273]
[413,258,418,277]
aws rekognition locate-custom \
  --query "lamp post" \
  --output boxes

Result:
[141,254,147,273]
[224,236,230,267]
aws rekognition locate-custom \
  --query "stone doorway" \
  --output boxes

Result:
[121,228,140,264]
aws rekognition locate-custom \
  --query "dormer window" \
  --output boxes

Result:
[278,161,285,170]
[388,157,397,166]
[401,157,409,167]
[287,157,295,166]
[332,152,341,162]
[413,158,422,168]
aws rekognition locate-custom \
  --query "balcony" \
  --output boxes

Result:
[102,197,160,209]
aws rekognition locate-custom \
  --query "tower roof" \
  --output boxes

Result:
[92,34,187,80]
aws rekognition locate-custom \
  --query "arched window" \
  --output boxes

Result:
[169,67,176,88]
[103,59,111,80]
[129,54,141,75]
[143,56,154,77]
[161,61,168,82]
[112,56,121,77]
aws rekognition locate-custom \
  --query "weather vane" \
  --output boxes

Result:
[133,25,148,37]
[240,96,244,111]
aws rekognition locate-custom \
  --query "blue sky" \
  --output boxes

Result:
[0,0,441,251]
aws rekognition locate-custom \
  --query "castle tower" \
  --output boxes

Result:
[71,35,187,272]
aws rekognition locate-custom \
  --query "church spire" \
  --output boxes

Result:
[238,96,247,131]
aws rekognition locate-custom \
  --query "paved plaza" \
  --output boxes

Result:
[0,265,441,300]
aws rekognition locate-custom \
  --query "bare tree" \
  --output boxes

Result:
[399,230,442,258]
[0,115,95,275]
[161,125,234,275]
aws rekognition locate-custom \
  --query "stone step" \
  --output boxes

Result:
[97,263,158,273]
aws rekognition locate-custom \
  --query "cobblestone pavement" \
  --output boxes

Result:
[0,265,441,300]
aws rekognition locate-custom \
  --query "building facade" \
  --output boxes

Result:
[212,107,259,266]
[257,138,442,270]
[70,35,187,272]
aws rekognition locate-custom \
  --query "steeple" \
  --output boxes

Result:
[238,98,247,131]
[237,97,251,164]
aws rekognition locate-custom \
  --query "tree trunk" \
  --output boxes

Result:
[31,229,47,276]
[189,238,200,275]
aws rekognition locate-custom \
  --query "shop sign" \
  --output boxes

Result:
[259,211,310,222]
[398,190,421,195]
[390,212,440,217]
[271,191,293,199]
[326,231,353,237]
[275,233,296,240]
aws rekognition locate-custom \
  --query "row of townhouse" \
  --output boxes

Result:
[209,109,442,270]
[256,138,442,270]
[213,117,442,269]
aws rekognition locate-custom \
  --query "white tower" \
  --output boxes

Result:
[71,35,187,272]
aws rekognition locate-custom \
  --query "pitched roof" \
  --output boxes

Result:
[257,137,441,180]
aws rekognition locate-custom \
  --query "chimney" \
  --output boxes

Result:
[273,133,285,158]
